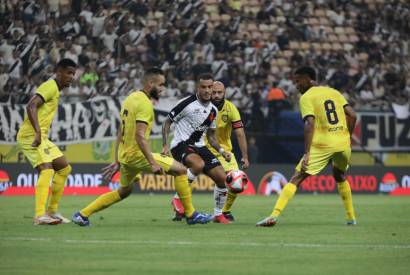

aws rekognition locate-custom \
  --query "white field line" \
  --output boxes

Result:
[1,237,410,250]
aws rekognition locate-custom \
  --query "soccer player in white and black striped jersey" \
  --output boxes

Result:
[162,73,232,224]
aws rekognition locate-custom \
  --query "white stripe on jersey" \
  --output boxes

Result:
[168,94,218,149]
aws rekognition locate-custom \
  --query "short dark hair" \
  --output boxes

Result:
[56,58,77,69]
[197,73,214,82]
[294,66,316,80]
[144,67,164,76]
[142,67,164,83]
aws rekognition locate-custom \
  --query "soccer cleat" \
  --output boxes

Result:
[33,215,61,225]
[171,197,185,214]
[223,211,235,222]
[256,216,277,227]
[72,212,90,226]
[213,214,231,224]
[172,211,186,222]
[171,197,186,221]
[346,220,357,226]
[186,211,213,225]
[47,212,71,224]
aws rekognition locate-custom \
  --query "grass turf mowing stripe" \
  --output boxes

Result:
[2,237,410,250]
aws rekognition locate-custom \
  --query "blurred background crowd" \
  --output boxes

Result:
[0,0,409,123]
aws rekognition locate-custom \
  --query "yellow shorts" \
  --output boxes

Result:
[17,138,63,168]
[216,152,239,172]
[296,148,351,175]
[120,153,174,187]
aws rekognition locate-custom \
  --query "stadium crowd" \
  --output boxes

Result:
[0,0,409,120]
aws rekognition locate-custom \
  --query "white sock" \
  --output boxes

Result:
[213,187,227,215]
[187,168,197,183]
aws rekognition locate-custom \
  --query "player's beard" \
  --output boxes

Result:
[150,86,160,100]
[212,98,224,108]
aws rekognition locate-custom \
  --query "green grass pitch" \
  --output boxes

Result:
[1,194,409,275]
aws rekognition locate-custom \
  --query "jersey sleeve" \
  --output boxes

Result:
[339,92,349,107]
[230,104,243,129]
[135,102,152,124]
[168,96,193,122]
[299,93,315,120]
[168,104,185,122]
[36,81,57,102]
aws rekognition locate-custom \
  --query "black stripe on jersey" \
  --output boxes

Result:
[136,120,148,125]
[343,104,350,108]
[168,95,197,121]
[303,115,315,121]
[185,107,217,145]
[35,93,46,103]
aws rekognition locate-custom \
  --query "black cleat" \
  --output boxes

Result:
[222,211,235,222]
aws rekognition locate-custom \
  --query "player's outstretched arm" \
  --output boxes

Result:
[26,95,45,147]
[161,117,173,156]
[234,127,249,169]
[302,116,315,171]
[136,122,164,174]
[207,128,231,162]
[344,105,357,135]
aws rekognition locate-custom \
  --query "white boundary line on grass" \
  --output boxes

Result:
[2,237,410,250]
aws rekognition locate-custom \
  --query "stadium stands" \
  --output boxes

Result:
[0,0,408,119]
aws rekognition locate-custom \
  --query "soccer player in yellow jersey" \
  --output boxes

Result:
[209,81,249,221]
[16,58,77,225]
[170,81,250,222]
[257,66,357,227]
[72,68,212,226]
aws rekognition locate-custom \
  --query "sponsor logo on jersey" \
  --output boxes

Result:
[191,124,209,132]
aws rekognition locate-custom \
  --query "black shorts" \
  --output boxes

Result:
[171,142,221,172]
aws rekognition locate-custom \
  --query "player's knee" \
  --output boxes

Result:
[190,162,205,175]
[173,162,187,176]
[57,165,72,176]
[118,185,133,199]
[333,168,345,182]
[290,171,309,186]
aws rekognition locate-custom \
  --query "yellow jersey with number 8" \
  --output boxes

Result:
[118,91,154,164]
[299,86,350,152]
[17,79,60,140]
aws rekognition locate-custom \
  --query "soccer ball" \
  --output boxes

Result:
[225,170,248,193]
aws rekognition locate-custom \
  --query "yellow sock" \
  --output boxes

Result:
[47,165,71,214]
[337,180,356,220]
[222,190,237,212]
[174,175,195,217]
[271,183,297,218]
[80,190,121,217]
[35,169,54,217]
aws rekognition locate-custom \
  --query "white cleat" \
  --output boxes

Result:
[256,216,278,227]
[48,212,71,224]
[34,215,61,225]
